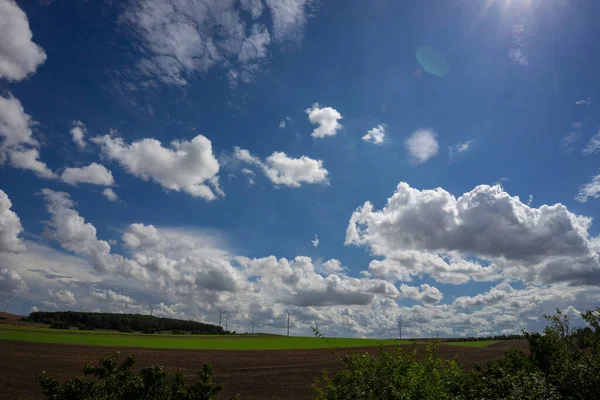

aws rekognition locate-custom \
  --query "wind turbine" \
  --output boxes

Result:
[250,319,258,334]
[285,309,295,337]
[4,294,12,313]
[217,308,227,327]
[225,312,232,331]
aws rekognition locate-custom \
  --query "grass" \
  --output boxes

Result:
[442,340,498,347]
[0,326,414,350]
[0,325,499,350]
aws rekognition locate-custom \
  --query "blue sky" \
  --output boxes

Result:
[1,0,600,337]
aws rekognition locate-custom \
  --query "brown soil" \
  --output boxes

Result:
[0,339,528,400]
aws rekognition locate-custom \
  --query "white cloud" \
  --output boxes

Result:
[237,24,271,62]
[90,289,136,305]
[306,103,343,138]
[0,0,47,81]
[240,0,265,19]
[575,97,592,106]
[70,121,87,149]
[399,283,443,304]
[405,129,439,163]
[120,0,313,88]
[6,188,600,338]
[102,188,118,202]
[279,120,286,128]
[40,189,135,275]
[583,130,600,155]
[234,147,329,187]
[527,194,533,206]
[0,189,25,253]
[563,132,580,152]
[0,93,38,149]
[92,133,222,201]
[346,182,600,286]
[0,93,56,179]
[576,173,600,203]
[321,259,344,275]
[48,288,75,304]
[362,124,386,144]
[311,234,319,248]
[0,268,27,293]
[264,0,313,42]
[8,147,57,179]
[449,140,473,158]
[61,163,115,186]
[509,24,528,66]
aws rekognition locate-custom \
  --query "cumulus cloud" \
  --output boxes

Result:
[583,130,600,155]
[399,283,443,304]
[40,189,136,275]
[0,93,38,149]
[0,268,27,293]
[347,182,600,286]
[102,188,118,202]
[306,103,343,138]
[0,0,47,81]
[576,173,600,203]
[362,124,386,144]
[92,133,222,200]
[405,129,439,163]
[90,289,136,305]
[8,147,56,179]
[48,288,75,304]
[0,189,25,253]
[0,93,55,178]
[120,0,313,88]
[61,163,115,186]
[70,120,87,149]
[233,146,328,187]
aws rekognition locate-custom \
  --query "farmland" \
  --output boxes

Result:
[0,314,527,399]
[0,325,413,350]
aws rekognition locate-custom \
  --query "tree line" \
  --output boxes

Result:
[25,311,227,334]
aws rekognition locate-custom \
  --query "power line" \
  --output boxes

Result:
[217,308,227,328]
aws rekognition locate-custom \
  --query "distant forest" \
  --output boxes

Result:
[25,311,227,334]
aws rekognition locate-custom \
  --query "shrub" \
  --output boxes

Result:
[49,321,70,329]
[314,343,467,400]
[37,353,222,400]
[314,308,600,400]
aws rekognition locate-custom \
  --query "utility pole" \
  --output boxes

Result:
[4,294,12,313]
[285,309,294,337]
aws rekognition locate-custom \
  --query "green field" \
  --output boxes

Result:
[0,325,497,350]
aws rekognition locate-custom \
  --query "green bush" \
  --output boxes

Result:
[50,321,70,329]
[37,353,222,400]
[314,343,467,400]
[314,308,600,400]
